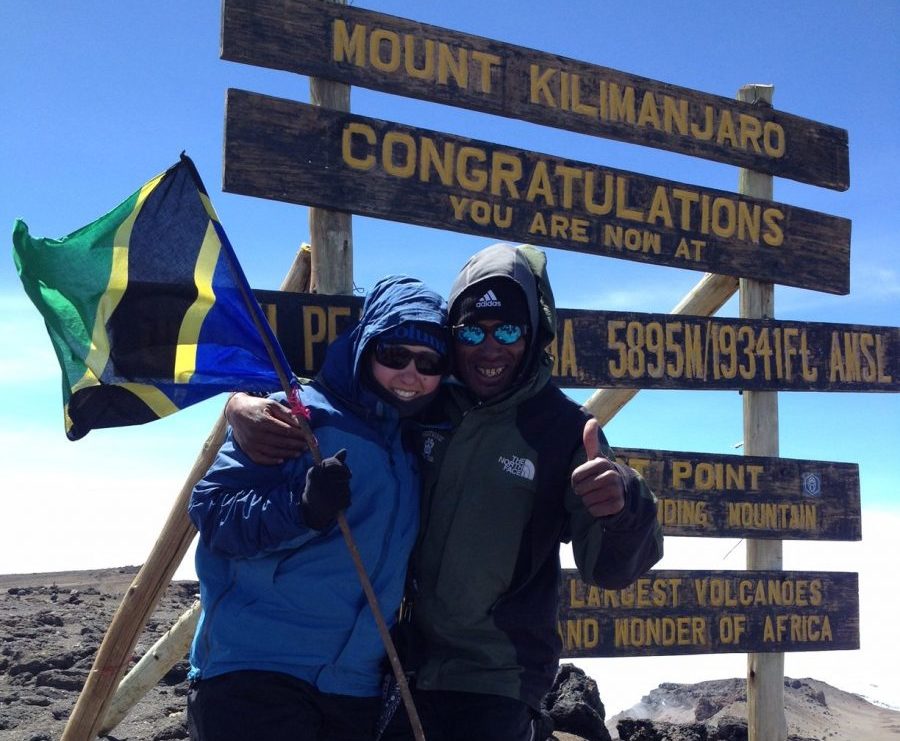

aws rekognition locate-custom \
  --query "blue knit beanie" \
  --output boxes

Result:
[377,321,448,356]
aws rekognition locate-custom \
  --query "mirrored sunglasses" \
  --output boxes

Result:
[374,343,448,376]
[453,323,526,347]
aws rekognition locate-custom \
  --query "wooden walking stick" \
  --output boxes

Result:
[289,414,427,741]
[238,272,427,741]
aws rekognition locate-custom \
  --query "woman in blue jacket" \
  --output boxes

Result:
[186,275,448,741]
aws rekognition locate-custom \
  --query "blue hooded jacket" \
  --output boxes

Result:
[188,275,447,697]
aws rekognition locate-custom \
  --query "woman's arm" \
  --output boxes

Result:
[188,432,316,558]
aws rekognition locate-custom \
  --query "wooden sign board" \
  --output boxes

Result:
[555,309,898,392]
[558,569,859,658]
[253,289,361,378]
[252,290,898,392]
[221,0,849,190]
[618,448,860,541]
[227,91,851,294]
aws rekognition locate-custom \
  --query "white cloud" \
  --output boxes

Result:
[0,398,221,580]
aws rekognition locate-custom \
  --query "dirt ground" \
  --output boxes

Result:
[0,567,196,740]
[2,568,898,741]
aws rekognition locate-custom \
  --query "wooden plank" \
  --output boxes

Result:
[226,92,851,294]
[618,448,860,541]
[221,0,849,190]
[556,309,897,391]
[307,42,353,295]
[736,82,785,741]
[583,273,740,425]
[254,289,362,377]
[252,290,899,392]
[558,569,859,658]
[100,602,200,735]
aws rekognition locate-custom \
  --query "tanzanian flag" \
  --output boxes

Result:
[12,154,292,440]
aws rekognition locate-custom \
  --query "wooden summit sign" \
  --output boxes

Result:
[555,309,897,391]
[558,569,859,658]
[252,289,898,392]
[617,448,860,541]
[227,91,851,294]
[221,0,850,190]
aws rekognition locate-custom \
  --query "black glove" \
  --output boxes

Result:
[300,449,352,531]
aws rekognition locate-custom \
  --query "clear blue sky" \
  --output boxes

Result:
[1,0,898,710]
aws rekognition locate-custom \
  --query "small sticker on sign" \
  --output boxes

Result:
[802,473,822,497]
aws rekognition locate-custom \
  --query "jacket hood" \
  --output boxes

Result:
[448,243,557,376]
[318,275,448,408]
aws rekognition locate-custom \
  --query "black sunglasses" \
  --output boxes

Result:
[452,323,526,347]
[374,343,448,376]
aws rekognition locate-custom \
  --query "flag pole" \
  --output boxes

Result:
[235,245,429,741]
[226,163,428,741]
[303,5,425,734]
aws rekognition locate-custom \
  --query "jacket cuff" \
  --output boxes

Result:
[598,462,657,531]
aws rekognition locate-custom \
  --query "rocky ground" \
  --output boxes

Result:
[1,568,898,741]
[0,567,195,740]
[605,677,900,740]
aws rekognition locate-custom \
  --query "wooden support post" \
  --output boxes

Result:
[282,243,312,293]
[582,272,738,425]
[309,24,352,295]
[100,601,201,735]
[738,83,787,741]
[61,422,224,741]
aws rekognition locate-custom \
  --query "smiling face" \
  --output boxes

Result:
[370,343,443,403]
[453,320,526,400]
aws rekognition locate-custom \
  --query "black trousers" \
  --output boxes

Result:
[379,688,541,741]
[187,670,380,741]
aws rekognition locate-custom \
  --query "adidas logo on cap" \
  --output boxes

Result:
[475,290,502,308]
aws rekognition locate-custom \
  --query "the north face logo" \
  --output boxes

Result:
[475,290,502,308]
[499,454,535,480]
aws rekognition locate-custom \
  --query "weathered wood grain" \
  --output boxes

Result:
[617,448,860,541]
[252,289,898,391]
[227,92,851,293]
[221,0,849,190]
[558,569,859,657]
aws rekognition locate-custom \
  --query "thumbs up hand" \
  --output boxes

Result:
[571,418,626,519]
